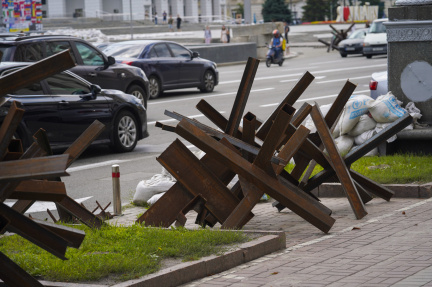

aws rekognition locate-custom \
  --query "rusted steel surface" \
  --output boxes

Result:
[0,155,69,183]
[0,251,44,287]
[256,71,315,141]
[10,180,67,201]
[0,203,68,260]
[196,99,229,132]
[351,171,394,201]
[310,105,367,219]
[31,219,86,249]
[0,102,25,161]
[241,112,257,162]
[225,57,260,137]
[0,50,75,99]
[175,119,335,233]
[57,196,104,228]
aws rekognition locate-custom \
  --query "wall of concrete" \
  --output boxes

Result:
[186,42,257,64]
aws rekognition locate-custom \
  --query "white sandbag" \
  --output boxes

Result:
[367,92,407,123]
[348,114,377,137]
[333,135,354,157]
[339,94,374,135]
[405,102,422,121]
[304,104,333,134]
[332,120,341,138]
[133,168,176,205]
[354,129,375,145]
[364,147,379,157]
[147,193,165,206]
[375,123,397,143]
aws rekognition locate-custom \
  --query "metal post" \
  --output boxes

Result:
[130,0,134,40]
[112,165,122,215]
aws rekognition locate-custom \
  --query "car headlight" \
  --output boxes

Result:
[363,42,370,47]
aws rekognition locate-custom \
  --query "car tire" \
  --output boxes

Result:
[199,70,215,93]
[127,85,147,109]
[278,59,284,66]
[111,110,138,153]
[340,53,347,58]
[366,55,372,59]
[266,58,271,67]
[148,76,162,99]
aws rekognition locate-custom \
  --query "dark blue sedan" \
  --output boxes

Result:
[102,40,219,99]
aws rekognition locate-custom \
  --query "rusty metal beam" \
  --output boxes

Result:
[0,251,44,287]
[31,219,85,249]
[225,57,260,137]
[0,50,75,99]
[10,180,67,201]
[256,71,315,141]
[0,101,25,161]
[175,119,335,233]
[310,105,367,219]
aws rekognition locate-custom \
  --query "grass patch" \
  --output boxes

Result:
[0,224,249,283]
[285,154,432,184]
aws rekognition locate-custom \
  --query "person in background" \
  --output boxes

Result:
[226,27,230,43]
[162,11,167,24]
[176,14,182,31]
[154,12,158,25]
[284,21,290,55]
[168,15,174,32]
[220,25,228,43]
[204,25,212,44]
[270,29,283,59]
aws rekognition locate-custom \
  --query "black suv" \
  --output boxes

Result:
[0,34,150,108]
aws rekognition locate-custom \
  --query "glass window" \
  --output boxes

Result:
[0,45,15,61]
[46,73,91,95]
[14,43,44,62]
[46,41,76,62]
[75,42,104,66]
[153,44,171,57]
[13,82,44,95]
[168,43,191,59]
[103,44,144,58]
[148,48,157,58]
[370,22,386,34]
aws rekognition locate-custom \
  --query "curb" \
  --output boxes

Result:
[316,182,432,198]
[36,230,286,287]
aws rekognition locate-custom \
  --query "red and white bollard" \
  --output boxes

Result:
[112,164,122,216]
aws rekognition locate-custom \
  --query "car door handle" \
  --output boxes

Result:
[59,101,69,105]
[88,72,97,77]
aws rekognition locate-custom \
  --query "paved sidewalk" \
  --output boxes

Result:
[109,197,432,286]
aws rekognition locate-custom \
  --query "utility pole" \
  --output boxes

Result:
[130,0,134,40]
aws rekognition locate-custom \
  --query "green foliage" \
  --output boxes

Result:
[262,0,292,23]
[233,3,244,18]
[302,0,328,21]
[285,154,432,184]
[0,225,248,283]
[358,0,386,18]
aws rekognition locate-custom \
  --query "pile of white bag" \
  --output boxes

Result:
[305,92,422,157]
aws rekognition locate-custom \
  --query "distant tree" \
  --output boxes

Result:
[233,3,244,18]
[262,0,292,23]
[302,0,338,22]
[359,0,385,18]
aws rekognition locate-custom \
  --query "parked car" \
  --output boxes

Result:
[369,71,388,99]
[362,18,388,59]
[338,28,368,57]
[102,40,219,99]
[0,62,148,152]
[0,35,149,108]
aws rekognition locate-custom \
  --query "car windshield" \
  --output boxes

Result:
[103,44,145,58]
[369,22,386,33]
[348,29,366,39]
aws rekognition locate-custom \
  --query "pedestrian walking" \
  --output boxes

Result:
[220,25,228,43]
[204,25,212,44]
[226,27,230,43]
[162,11,167,24]
[284,20,290,55]
[154,12,158,25]
[176,14,182,31]
[168,15,174,32]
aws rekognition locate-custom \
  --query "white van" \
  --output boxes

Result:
[362,18,388,59]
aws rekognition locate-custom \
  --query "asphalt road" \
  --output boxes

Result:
[16,47,388,218]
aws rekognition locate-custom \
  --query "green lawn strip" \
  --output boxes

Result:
[0,224,249,283]
[285,154,432,184]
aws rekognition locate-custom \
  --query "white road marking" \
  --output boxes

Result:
[148,88,274,105]
[67,160,129,172]
[259,89,370,107]
[316,75,372,84]
[280,75,325,83]
[148,112,226,125]
[5,197,93,213]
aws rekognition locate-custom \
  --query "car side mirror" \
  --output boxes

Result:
[192,51,199,58]
[108,56,116,65]
[91,84,102,97]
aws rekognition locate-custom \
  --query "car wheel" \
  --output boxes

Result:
[111,111,138,153]
[148,76,161,99]
[266,58,271,67]
[278,59,284,66]
[127,85,147,109]
[366,55,372,59]
[200,70,215,93]
[340,52,347,58]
